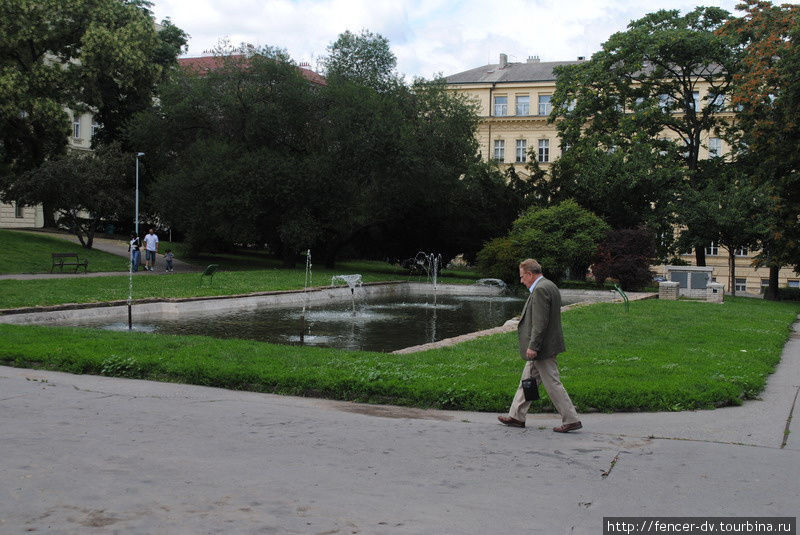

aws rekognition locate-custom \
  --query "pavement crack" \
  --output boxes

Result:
[782,385,799,449]
[601,451,621,479]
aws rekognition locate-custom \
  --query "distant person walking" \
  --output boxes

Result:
[129,232,141,272]
[143,228,159,271]
[498,259,582,433]
[164,249,174,273]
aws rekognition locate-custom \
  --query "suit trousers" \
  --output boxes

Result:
[508,358,580,424]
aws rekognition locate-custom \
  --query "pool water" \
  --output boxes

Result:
[70,294,542,352]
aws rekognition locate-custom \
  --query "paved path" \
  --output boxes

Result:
[1,320,798,534]
[0,230,199,280]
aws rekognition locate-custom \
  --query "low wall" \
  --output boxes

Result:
[0,282,503,326]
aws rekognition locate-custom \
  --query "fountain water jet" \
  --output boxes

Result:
[331,274,363,315]
[414,252,443,306]
[300,249,312,342]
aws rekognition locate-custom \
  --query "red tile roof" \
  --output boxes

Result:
[178,55,327,85]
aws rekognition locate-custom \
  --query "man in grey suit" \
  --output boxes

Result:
[498,259,582,432]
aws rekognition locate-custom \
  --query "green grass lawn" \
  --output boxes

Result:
[0,229,130,274]
[0,266,477,309]
[1,296,797,412]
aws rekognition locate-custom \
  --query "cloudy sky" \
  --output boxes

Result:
[150,0,750,79]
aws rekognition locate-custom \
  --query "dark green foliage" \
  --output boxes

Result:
[322,29,398,91]
[3,143,136,248]
[550,7,738,264]
[0,0,187,210]
[129,43,487,267]
[592,228,657,291]
[477,200,609,283]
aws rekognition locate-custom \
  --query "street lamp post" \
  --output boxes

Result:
[129,152,144,330]
[135,152,144,235]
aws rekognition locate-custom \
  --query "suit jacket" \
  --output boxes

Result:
[517,277,565,360]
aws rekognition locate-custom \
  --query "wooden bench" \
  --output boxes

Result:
[51,252,89,273]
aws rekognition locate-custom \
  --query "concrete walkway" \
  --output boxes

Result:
[0,230,200,280]
[1,316,798,534]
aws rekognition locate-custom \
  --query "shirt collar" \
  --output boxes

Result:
[529,275,543,293]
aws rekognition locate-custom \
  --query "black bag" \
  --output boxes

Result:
[522,377,539,401]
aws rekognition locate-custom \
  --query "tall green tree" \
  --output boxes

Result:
[322,29,399,91]
[4,143,133,248]
[0,0,186,224]
[127,47,320,260]
[677,158,769,295]
[550,6,738,265]
[719,0,800,299]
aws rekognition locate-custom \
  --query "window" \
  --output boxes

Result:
[14,203,24,218]
[710,93,725,109]
[788,280,799,288]
[73,117,81,139]
[691,91,700,111]
[709,137,723,158]
[538,139,549,163]
[761,278,770,289]
[91,122,101,139]
[515,139,527,163]
[705,242,718,256]
[567,99,577,111]
[494,96,507,116]
[735,246,748,256]
[735,278,747,292]
[659,94,674,111]
[538,95,552,115]
[493,139,505,162]
[515,95,529,116]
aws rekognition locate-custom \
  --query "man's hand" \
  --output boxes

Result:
[525,349,538,360]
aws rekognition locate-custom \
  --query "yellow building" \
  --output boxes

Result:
[445,54,800,294]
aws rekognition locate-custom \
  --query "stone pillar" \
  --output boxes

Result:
[659,281,679,300]
[707,282,724,303]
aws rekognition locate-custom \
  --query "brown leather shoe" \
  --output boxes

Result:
[553,421,582,433]
[498,415,525,428]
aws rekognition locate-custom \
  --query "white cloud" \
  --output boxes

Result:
[150,0,764,78]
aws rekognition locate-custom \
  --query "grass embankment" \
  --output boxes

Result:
[1,297,797,412]
[0,229,129,274]
[0,266,476,309]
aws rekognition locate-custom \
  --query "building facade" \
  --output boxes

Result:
[445,54,800,293]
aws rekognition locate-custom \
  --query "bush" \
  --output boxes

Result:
[591,227,657,291]
[475,237,520,283]
[477,200,609,283]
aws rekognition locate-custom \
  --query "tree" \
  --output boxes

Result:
[127,46,483,268]
[719,0,800,298]
[322,30,399,91]
[127,47,320,259]
[4,143,133,248]
[538,138,681,253]
[592,228,657,291]
[0,0,187,224]
[677,158,770,296]
[477,200,609,283]
[550,6,739,265]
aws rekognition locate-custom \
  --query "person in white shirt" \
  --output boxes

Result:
[143,228,159,271]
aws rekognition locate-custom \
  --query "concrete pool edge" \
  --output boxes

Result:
[0,281,505,325]
[391,291,657,354]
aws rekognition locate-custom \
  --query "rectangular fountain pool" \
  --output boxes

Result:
[59,294,536,352]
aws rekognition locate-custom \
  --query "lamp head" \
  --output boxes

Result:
[136,152,145,157]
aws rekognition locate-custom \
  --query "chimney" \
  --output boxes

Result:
[527,55,540,63]
[499,53,508,68]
